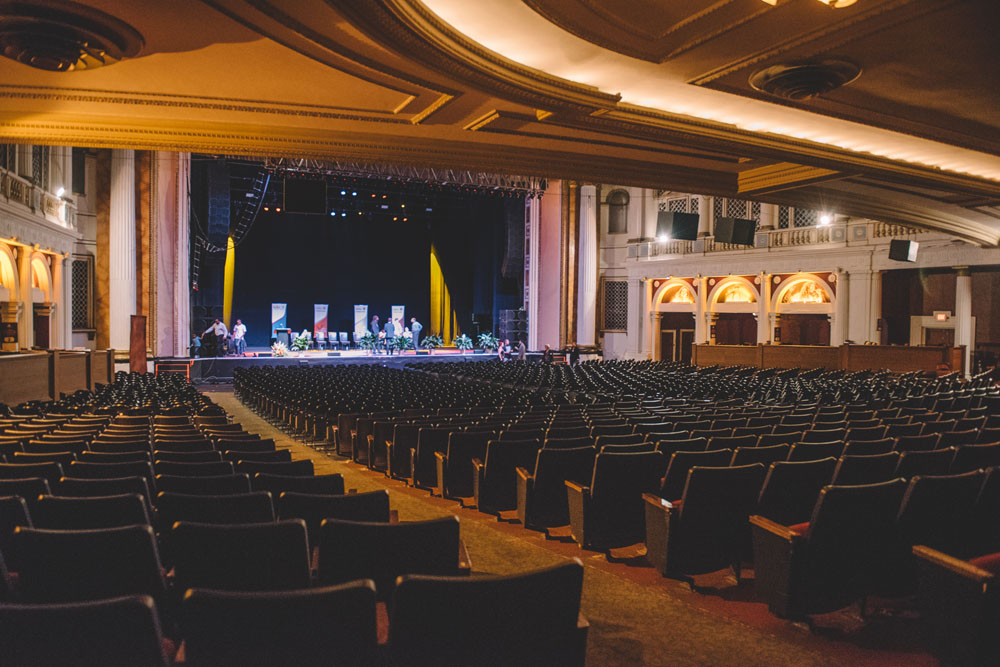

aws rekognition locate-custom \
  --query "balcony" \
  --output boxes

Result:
[1,168,77,231]
[628,220,925,260]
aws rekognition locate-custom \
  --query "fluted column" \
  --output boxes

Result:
[696,196,713,237]
[526,195,541,351]
[650,312,662,360]
[954,267,972,378]
[629,277,644,357]
[695,276,708,343]
[831,269,849,346]
[757,272,770,344]
[576,185,597,346]
[109,149,136,356]
[51,254,64,349]
[758,203,778,231]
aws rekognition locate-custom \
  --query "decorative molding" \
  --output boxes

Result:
[738,162,847,195]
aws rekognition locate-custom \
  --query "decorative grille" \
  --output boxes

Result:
[778,206,790,229]
[667,198,687,213]
[750,201,761,222]
[71,256,93,329]
[713,196,724,220]
[726,199,748,219]
[794,208,818,228]
[602,280,629,331]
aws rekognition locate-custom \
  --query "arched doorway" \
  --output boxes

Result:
[30,254,52,349]
[709,278,758,345]
[654,280,696,362]
[772,274,834,345]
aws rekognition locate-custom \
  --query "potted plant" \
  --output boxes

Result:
[421,334,443,354]
[393,335,414,353]
[454,333,473,353]
[291,334,310,352]
[358,332,377,354]
[477,332,499,353]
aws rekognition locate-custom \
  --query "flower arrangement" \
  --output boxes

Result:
[291,334,310,351]
[454,333,473,351]
[477,332,499,351]
[271,341,288,357]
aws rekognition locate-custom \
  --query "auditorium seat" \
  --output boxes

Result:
[0,462,64,487]
[937,428,979,448]
[31,494,149,530]
[841,438,894,456]
[55,475,153,507]
[594,433,647,448]
[644,463,766,580]
[181,582,377,667]
[0,477,50,506]
[517,446,596,530]
[318,516,466,597]
[277,490,390,542]
[88,440,153,453]
[655,437,709,460]
[434,431,492,499]
[922,419,957,435]
[951,443,1000,474]
[155,491,275,531]
[830,453,901,486]
[706,434,758,451]
[78,450,151,463]
[754,458,838,527]
[0,595,171,667]
[801,428,847,444]
[154,460,235,477]
[235,459,314,477]
[895,448,956,479]
[895,433,941,452]
[751,479,907,619]
[24,440,86,455]
[13,524,166,604]
[387,560,587,667]
[758,431,803,447]
[0,496,31,571]
[472,439,541,514]
[409,427,452,489]
[251,473,345,497]
[151,450,221,463]
[170,519,311,592]
[155,473,252,496]
[787,441,844,462]
[217,438,276,453]
[730,444,790,467]
[659,449,733,501]
[221,449,292,463]
[845,425,888,442]
[68,461,154,487]
[566,451,665,550]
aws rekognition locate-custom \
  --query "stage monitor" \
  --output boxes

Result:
[656,211,699,241]
[888,239,919,262]
[714,217,756,246]
[283,178,327,214]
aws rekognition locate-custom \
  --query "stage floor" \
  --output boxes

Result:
[156,348,501,383]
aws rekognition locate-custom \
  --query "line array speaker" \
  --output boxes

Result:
[655,211,699,241]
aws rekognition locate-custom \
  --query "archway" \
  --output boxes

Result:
[0,243,17,302]
[772,274,834,345]
[708,277,758,345]
[654,279,696,362]
[30,253,53,349]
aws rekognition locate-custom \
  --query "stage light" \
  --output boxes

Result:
[371,194,376,198]
[351,191,357,196]
[380,205,389,209]
[393,216,398,221]
[340,190,346,195]
[263,206,269,211]
[403,217,408,221]
[425,207,433,212]
[401,204,405,208]
[330,211,335,216]
[275,207,281,212]
[341,212,347,217]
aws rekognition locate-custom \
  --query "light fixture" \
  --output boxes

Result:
[56,186,65,197]
[818,214,832,226]
[658,234,669,242]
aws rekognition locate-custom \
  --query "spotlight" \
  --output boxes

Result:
[275,207,281,212]
[330,211,335,216]
[818,214,832,226]
[340,190,346,196]
[425,207,433,212]
[403,217,408,222]
[263,206,269,211]
[351,191,357,196]
[393,216,398,221]
[341,212,347,217]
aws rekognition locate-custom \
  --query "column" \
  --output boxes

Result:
[831,269,849,346]
[954,267,972,378]
[628,277,644,358]
[51,254,64,349]
[1,301,21,352]
[869,270,882,344]
[650,311,662,361]
[758,203,778,231]
[576,184,597,346]
[642,189,658,239]
[709,313,719,345]
[696,196,713,238]
[757,272,770,344]
[63,254,73,348]
[694,276,709,343]
[109,149,135,356]
[17,246,32,348]
[526,195,541,351]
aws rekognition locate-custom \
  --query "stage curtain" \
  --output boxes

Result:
[430,243,458,343]
[223,235,235,328]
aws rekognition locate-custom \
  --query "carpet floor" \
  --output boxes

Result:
[205,388,939,667]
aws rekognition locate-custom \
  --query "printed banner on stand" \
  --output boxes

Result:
[271,303,288,334]
[354,305,368,338]
[391,305,405,336]
[313,304,329,335]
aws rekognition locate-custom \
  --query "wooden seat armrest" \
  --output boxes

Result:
[516,466,532,482]
[434,451,447,463]
[913,545,996,583]
[577,612,589,631]
[643,492,673,512]
[471,458,484,473]
[749,515,799,541]
[458,538,473,574]
[565,480,590,495]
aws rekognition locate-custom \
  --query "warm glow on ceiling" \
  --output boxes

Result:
[782,279,829,304]
[665,285,695,304]
[717,284,755,304]
[422,0,1000,182]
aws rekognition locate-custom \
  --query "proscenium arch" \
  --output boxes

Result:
[707,276,759,309]
[771,273,835,313]
[29,253,52,302]
[653,278,697,311]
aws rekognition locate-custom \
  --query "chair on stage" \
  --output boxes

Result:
[340,332,350,349]
[314,331,326,350]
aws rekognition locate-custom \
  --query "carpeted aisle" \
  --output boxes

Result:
[205,388,935,667]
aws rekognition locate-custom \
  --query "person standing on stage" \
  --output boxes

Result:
[383,317,396,355]
[568,343,581,367]
[203,318,228,357]
[370,314,381,353]
[410,317,422,349]
[499,338,512,361]
[516,339,526,361]
[232,318,247,356]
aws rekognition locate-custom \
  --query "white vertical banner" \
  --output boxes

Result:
[354,305,368,338]
[313,304,329,335]
[270,303,287,333]
[391,305,405,336]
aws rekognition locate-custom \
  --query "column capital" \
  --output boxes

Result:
[953,266,971,276]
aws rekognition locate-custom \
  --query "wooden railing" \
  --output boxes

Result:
[691,344,963,375]
[0,349,114,405]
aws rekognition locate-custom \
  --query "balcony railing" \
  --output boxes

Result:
[629,220,925,260]
[0,168,76,231]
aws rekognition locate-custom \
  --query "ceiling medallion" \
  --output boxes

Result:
[0,0,144,72]
[748,58,861,101]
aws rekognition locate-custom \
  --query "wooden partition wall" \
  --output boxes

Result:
[0,349,114,406]
[692,344,963,375]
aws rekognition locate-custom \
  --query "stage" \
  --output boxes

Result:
[155,348,506,383]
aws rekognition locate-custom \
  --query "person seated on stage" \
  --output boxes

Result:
[203,319,228,357]
[499,338,512,361]
[232,318,247,356]
[383,318,396,355]
[542,344,552,364]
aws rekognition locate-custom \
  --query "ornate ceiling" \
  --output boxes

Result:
[0,0,997,243]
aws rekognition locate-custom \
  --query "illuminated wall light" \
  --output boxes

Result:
[818,214,832,226]
[275,207,281,212]
[56,186,65,197]
[658,235,669,242]
[340,190,346,195]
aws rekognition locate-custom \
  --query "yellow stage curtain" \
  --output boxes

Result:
[222,235,235,328]
[430,243,459,343]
